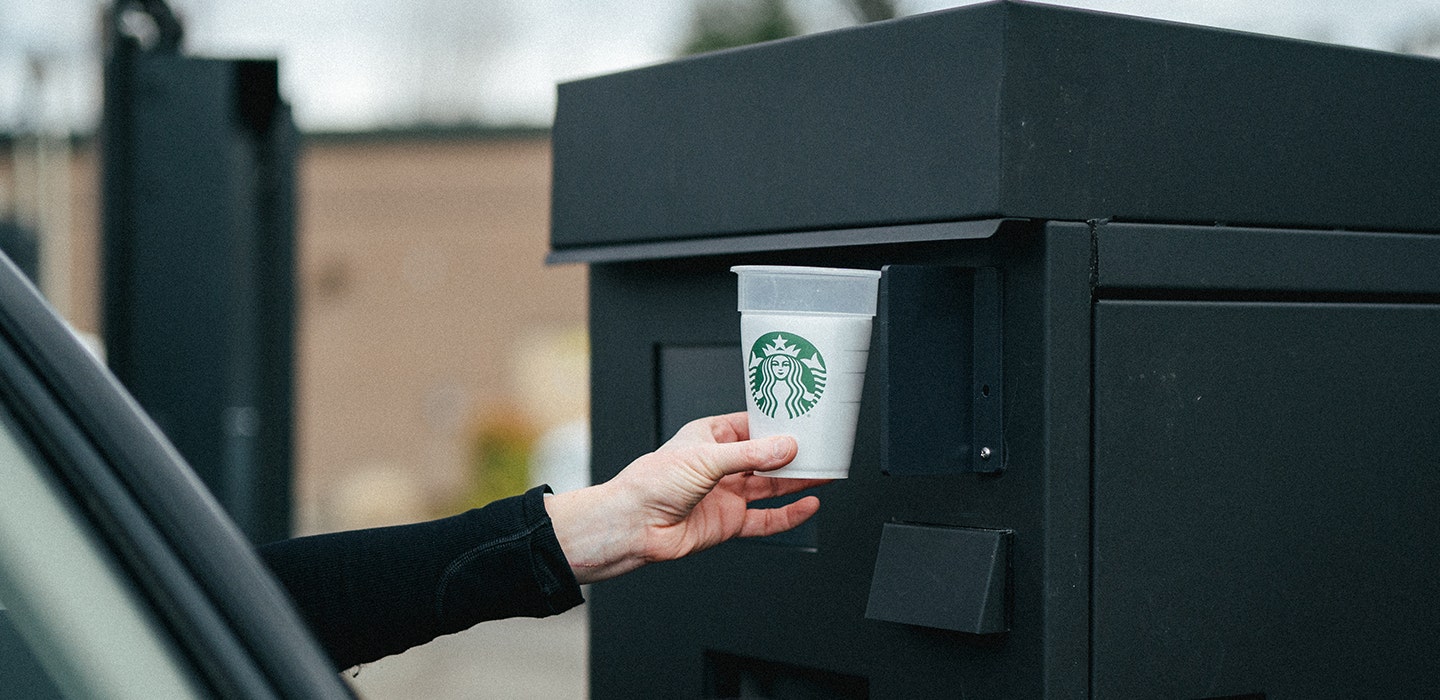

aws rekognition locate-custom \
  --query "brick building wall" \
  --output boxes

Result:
[0,129,587,535]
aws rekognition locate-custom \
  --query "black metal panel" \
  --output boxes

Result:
[878,265,1003,476]
[0,219,39,285]
[249,74,299,547]
[101,50,296,545]
[704,652,869,699]
[864,523,1012,634]
[997,5,1440,233]
[657,345,744,441]
[587,227,1078,699]
[546,219,1004,265]
[1093,300,1440,697]
[1032,222,1094,698]
[553,2,1006,248]
[552,1,1440,251]
[1096,223,1440,297]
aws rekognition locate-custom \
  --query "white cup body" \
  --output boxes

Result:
[733,265,880,479]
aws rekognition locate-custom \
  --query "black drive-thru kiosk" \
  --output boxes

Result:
[549,3,1440,698]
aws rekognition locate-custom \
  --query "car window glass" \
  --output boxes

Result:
[0,406,205,699]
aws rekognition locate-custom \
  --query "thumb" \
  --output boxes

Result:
[690,435,796,481]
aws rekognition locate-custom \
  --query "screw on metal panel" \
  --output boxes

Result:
[980,447,992,460]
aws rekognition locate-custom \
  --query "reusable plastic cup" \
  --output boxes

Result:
[732,265,882,478]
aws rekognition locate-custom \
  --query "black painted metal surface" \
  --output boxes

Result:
[879,265,1004,476]
[581,222,1440,698]
[102,40,296,545]
[1093,300,1440,697]
[587,230,1067,699]
[865,523,1013,634]
[561,4,1440,697]
[553,1,1440,251]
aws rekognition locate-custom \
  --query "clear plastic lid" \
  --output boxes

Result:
[732,265,882,316]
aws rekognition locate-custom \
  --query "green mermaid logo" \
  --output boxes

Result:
[747,332,827,419]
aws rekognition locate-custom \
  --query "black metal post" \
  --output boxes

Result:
[101,0,296,544]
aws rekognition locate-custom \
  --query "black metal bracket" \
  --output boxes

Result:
[865,522,1014,634]
[877,265,1004,475]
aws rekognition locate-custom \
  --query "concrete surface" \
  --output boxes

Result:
[347,604,588,699]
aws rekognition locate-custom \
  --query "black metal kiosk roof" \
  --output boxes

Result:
[550,0,1440,261]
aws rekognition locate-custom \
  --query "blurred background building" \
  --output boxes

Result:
[295,127,588,533]
[2,0,1439,697]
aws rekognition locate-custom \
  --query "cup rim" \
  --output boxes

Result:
[731,265,880,279]
[737,309,874,317]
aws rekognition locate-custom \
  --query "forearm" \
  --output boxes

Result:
[259,485,584,669]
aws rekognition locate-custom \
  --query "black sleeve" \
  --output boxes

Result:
[257,485,585,669]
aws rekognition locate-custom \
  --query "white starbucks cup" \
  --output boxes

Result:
[732,265,882,479]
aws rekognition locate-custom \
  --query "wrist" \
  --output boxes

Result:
[544,482,645,585]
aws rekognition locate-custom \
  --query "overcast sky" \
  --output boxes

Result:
[1,0,1437,133]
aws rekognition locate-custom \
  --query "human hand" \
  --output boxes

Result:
[543,412,830,584]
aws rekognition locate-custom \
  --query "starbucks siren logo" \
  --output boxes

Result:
[748,332,827,419]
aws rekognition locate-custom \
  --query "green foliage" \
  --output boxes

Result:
[844,0,899,24]
[681,0,801,55]
[1394,19,1440,58]
[678,0,899,57]
[463,410,537,507]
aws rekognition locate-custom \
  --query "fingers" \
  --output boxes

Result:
[709,412,750,443]
[686,435,796,482]
[738,496,821,538]
[664,412,750,448]
[739,475,832,501]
